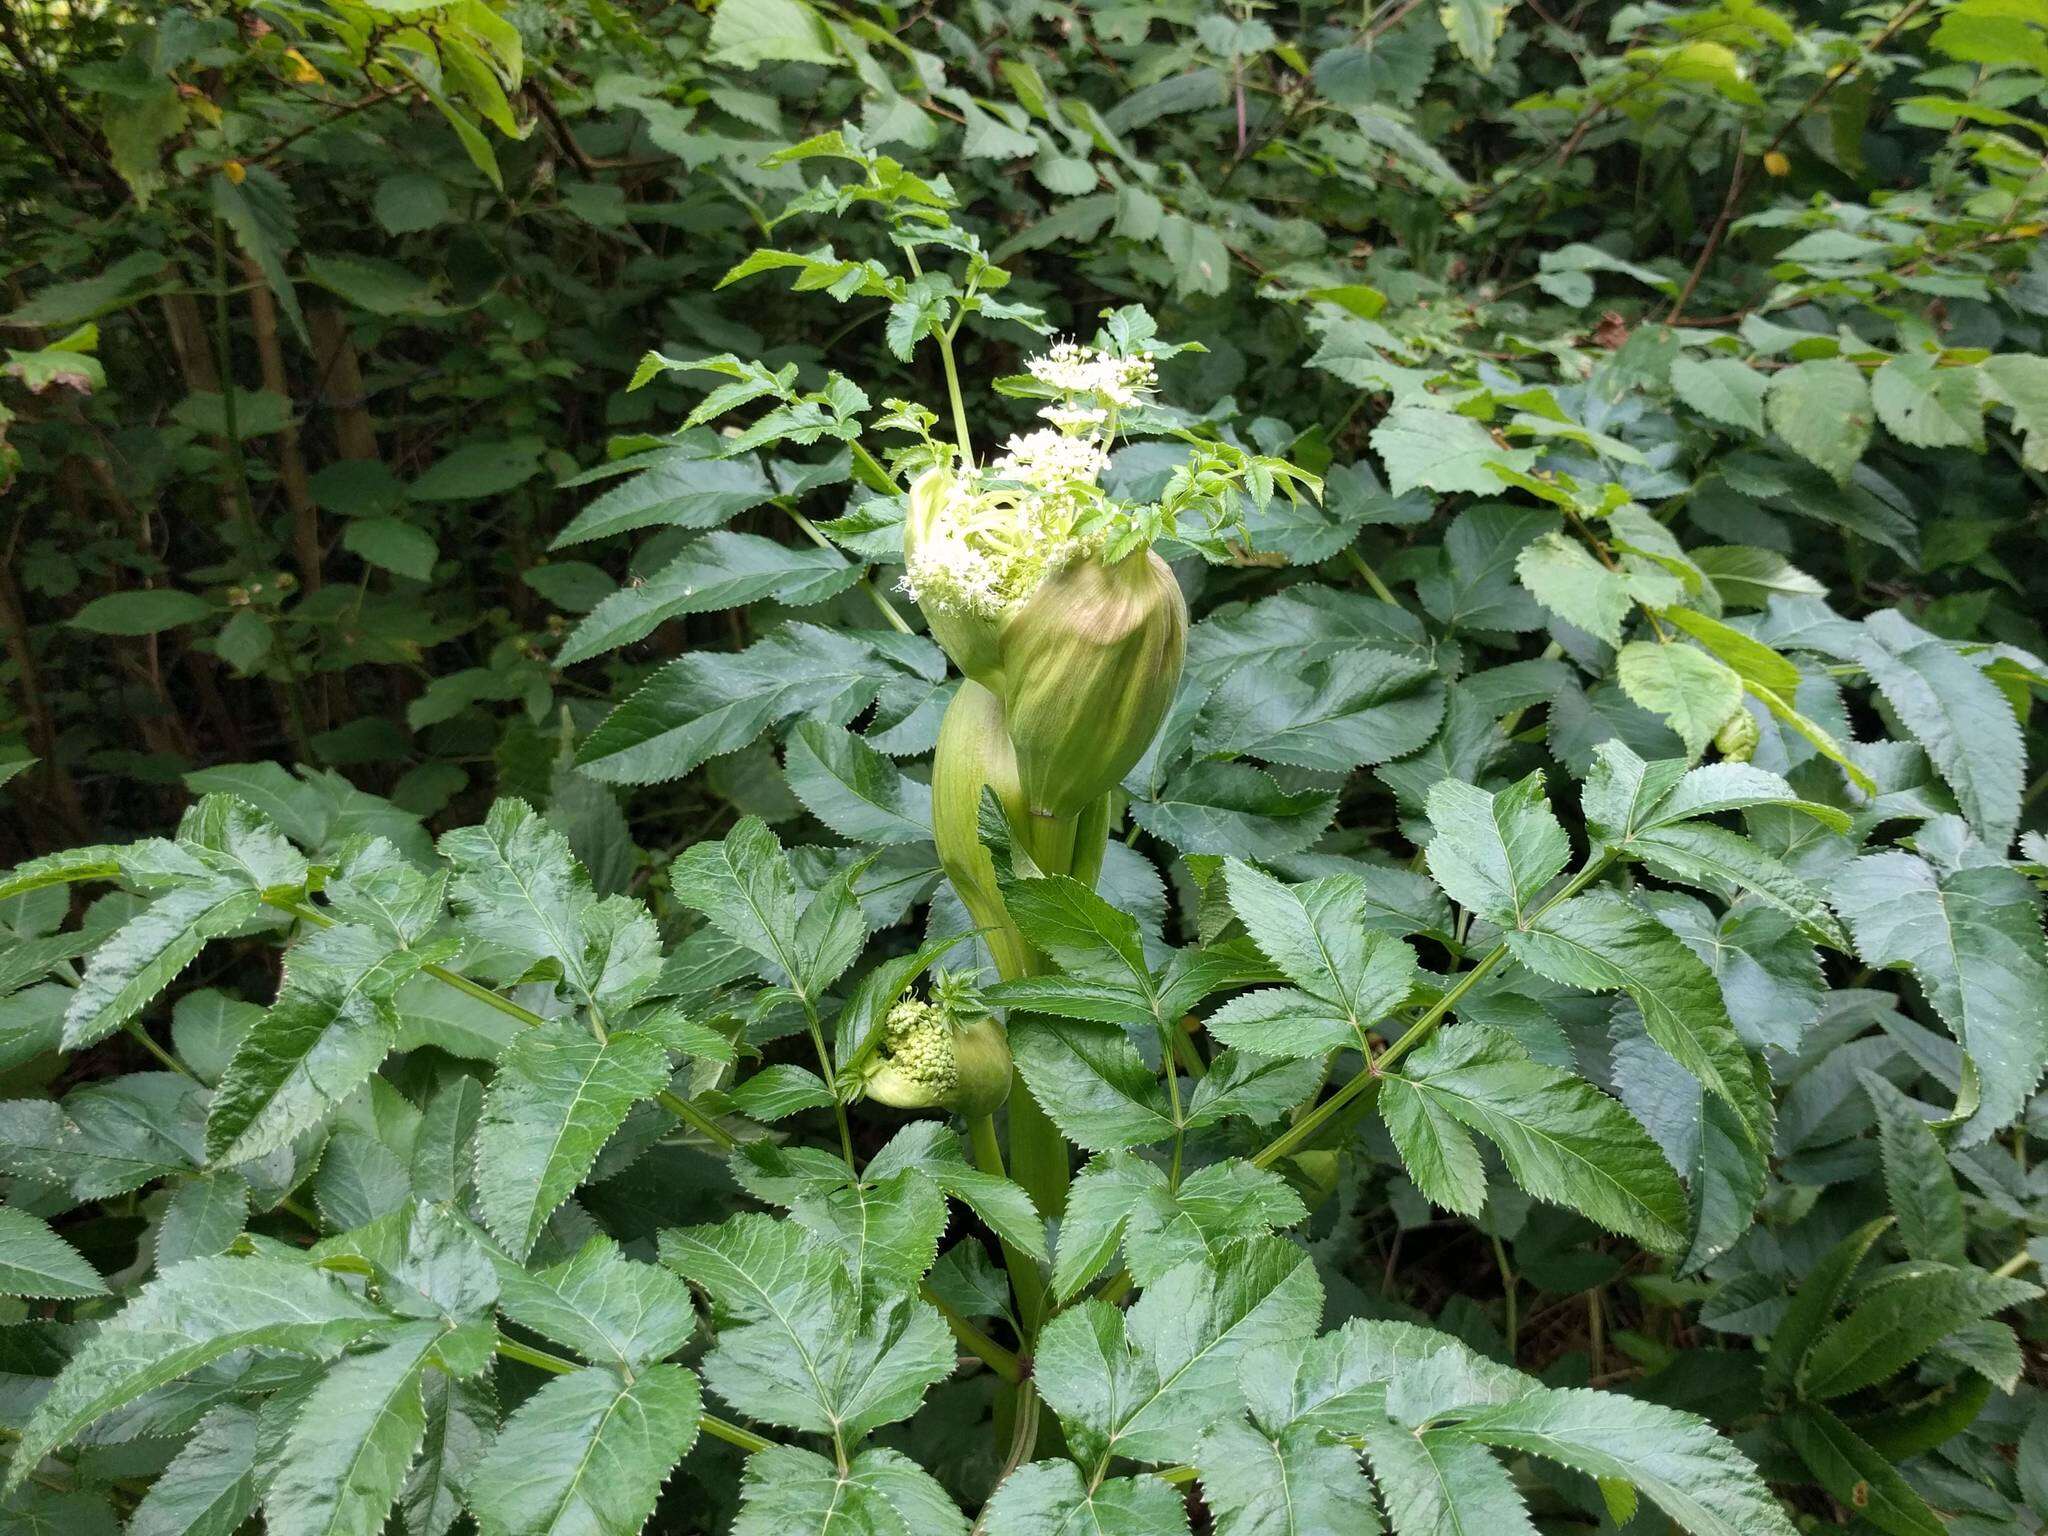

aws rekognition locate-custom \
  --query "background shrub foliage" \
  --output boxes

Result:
[2,0,2047,1531]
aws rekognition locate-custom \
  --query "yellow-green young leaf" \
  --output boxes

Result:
[1980,352,2048,469]
[1766,358,1873,482]
[1746,681,1877,793]
[469,1364,702,1536]
[1658,609,1800,695]
[708,0,837,69]
[1616,641,1743,757]
[1439,0,1510,72]
[1515,531,1633,645]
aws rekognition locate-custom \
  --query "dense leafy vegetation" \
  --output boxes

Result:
[2,0,2047,1531]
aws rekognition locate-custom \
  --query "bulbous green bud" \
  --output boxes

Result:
[947,1014,1012,1118]
[1000,551,1187,821]
[1713,706,1759,763]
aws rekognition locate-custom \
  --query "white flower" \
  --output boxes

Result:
[992,428,1109,489]
[1024,341,1156,409]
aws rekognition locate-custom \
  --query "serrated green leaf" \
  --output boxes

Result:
[1859,1072,1967,1266]
[1390,1026,1687,1249]
[126,1403,260,1536]
[438,799,596,998]
[576,625,901,787]
[1507,893,1768,1143]
[1830,831,2048,1143]
[1198,1418,1381,1535]
[468,1364,701,1536]
[1797,1263,2039,1400]
[1035,1238,1323,1467]
[1130,763,1340,859]
[1780,1405,1942,1536]
[206,922,420,1165]
[264,1322,438,1536]
[1214,861,1418,1058]
[1443,1386,1798,1536]
[495,1235,696,1371]
[1854,609,2022,843]
[475,1021,671,1260]
[982,1460,1190,1535]
[1514,532,1634,645]
[0,1205,104,1299]
[735,1443,969,1535]
[1423,771,1570,930]
[1010,1016,1176,1151]
[7,1255,390,1491]
[784,720,932,845]
[558,533,859,665]
[660,1212,953,1440]
[1871,354,1984,450]
[1366,1428,1536,1536]
[1054,1154,1306,1300]
[62,881,268,1050]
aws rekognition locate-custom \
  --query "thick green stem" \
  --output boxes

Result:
[968,1113,1048,1334]
[922,1281,1022,1382]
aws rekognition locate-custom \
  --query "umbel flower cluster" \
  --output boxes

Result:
[860,971,1011,1118]
[898,341,1151,623]
[900,339,1187,826]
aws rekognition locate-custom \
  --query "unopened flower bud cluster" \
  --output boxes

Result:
[901,342,1156,621]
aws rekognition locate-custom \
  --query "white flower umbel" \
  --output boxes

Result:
[901,447,1109,622]
[1025,340,1156,408]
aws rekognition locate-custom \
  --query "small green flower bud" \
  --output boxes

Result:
[1713,706,1759,763]
[999,550,1187,820]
